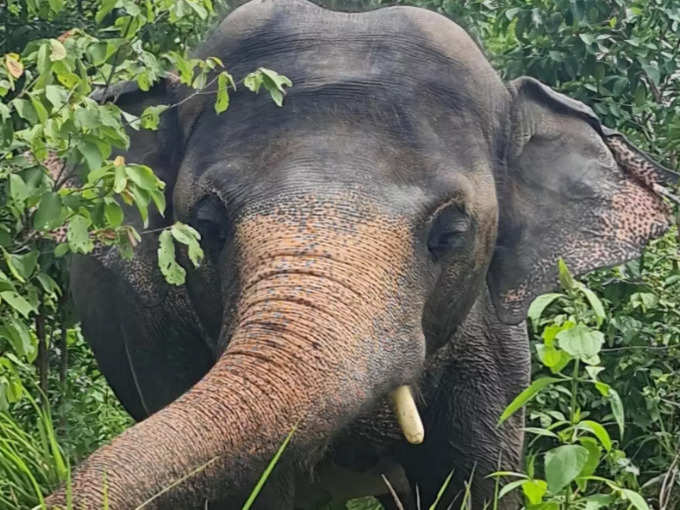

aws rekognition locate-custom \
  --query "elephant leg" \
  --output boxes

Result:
[400,290,530,509]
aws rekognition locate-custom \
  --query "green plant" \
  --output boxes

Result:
[495,260,650,509]
[0,392,67,509]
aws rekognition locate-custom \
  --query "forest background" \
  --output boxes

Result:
[0,0,678,509]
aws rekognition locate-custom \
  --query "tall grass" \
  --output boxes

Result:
[0,393,67,509]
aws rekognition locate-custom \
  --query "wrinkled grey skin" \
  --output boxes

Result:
[55,1,678,509]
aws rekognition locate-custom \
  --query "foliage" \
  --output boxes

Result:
[496,261,648,509]
[0,0,294,414]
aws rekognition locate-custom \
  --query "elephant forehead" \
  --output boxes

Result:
[189,0,507,123]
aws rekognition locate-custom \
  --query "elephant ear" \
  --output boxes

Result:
[489,76,679,325]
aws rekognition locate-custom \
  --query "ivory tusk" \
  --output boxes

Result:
[389,385,425,445]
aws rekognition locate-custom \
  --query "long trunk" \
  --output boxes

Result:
[47,208,424,508]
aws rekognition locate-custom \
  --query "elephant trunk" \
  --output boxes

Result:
[47,202,426,508]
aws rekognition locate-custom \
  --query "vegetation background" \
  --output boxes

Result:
[0,0,678,508]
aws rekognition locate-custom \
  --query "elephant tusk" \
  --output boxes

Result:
[389,385,425,445]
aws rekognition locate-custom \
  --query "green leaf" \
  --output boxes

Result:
[244,71,263,93]
[45,86,67,111]
[12,98,38,124]
[259,67,293,107]
[577,437,602,486]
[544,445,589,493]
[67,215,94,254]
[170,222,203,268]
[140,105,168,130]
[558,258,575,291]
[9,174,29,203]
[619,489,649,510]
[158,229,186,285]
[215,72,231,114]
[578,420,612,451]
[527,293,564,330]
[577,284,606,326]
[536,344,572,373]
[96,0,117,23]
[556,324,604,363]
[36,273,61,298]
[0,291,37,318]
[4,251,39,282]
[30,96,48,123]
[104,199,124,228]
[49,39,66,61]
[125,164,162,191]
[594,381,610,396]
[521,479,547,505]
[497,479,525,500]
[2,318,36,361]
[608,389,625,439]
[113,164,127,193]
[54,243,70,258]
[498,377,562,425]
[78,140,104,171]
[34,192,63,230]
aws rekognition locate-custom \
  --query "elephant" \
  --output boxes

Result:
[47,0,679,508]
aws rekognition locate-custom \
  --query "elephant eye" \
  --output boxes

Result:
[191,195,230,257]
[427,206,471,260]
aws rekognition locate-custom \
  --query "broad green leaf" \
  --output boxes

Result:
[577,437,602,486]
[498,377,562,425]
[45,85,68,110]
[544,445,589,493]
[619,489,649,510]
[9,173,30,203]
[104,199,124,228]
[578,421,611,451]
[581,494,614,509]
[594,381,610,396]
[158,229,186,285]
[521,479,547,505]
[170,222,203,268]
[12,98,38,124]
[49,39,66,61]
[536,344,572,373]
[67,215,94,254]
[556,325,604,363]
[78,140,104,171]
[4,251,39,282]
[125,164,161,191]
[2,318,36,360]
[34,192,63,230]
[36,273,60,298]
[608,389,625,439]
[96,0,117,23]
[527,293,564,330]
[0,291,37,318]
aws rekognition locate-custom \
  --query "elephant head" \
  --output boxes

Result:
[48,0,678,508]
